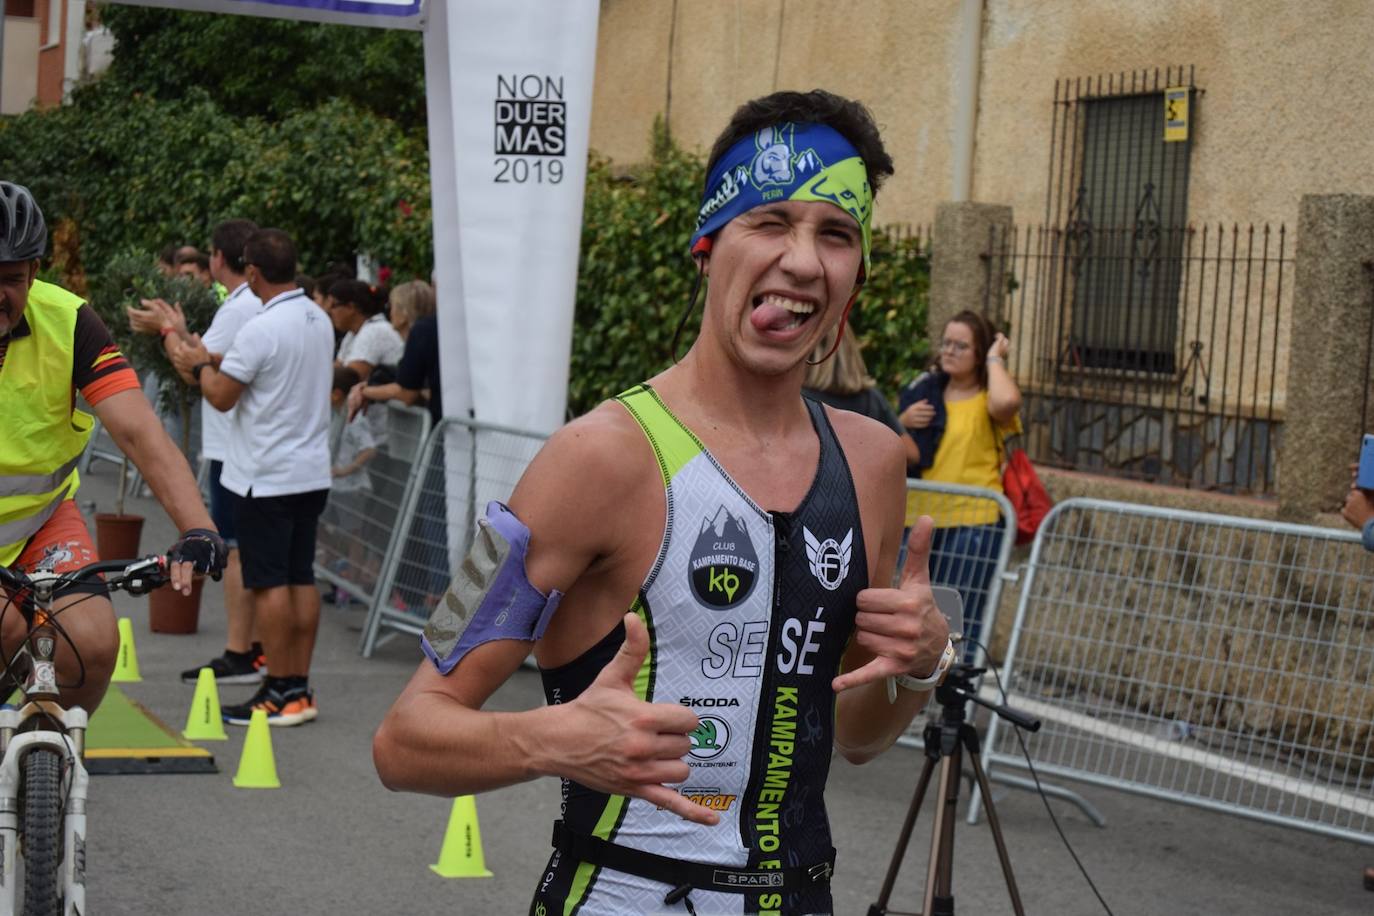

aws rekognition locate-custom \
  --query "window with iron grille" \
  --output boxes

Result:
[1049,68,1198,374]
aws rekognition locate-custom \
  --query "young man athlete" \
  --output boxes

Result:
[373,91,952,915]
[0,181,226,715]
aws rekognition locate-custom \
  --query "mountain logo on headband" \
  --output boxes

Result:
[751,124,824,189]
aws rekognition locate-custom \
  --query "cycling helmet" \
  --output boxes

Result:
[0,182,47,262]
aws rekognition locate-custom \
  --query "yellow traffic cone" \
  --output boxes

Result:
[429,796,493,878]
[182,668,227,741]
[111,617,141,683]
[231,708,280,789]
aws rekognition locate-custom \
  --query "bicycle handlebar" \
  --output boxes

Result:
[0,555,171,601]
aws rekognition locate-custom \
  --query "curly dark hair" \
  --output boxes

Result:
[705,89,895,195]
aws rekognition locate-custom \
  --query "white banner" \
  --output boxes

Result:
[439,0,599,432]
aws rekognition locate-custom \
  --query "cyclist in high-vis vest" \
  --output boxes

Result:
[0,181,226,714]
[375,92,953,915]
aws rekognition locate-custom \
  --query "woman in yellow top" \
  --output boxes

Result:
[899,310,1022,651]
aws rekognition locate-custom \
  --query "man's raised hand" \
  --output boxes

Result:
[127,297,188,338]
[832,516,950,693]
[559,613,720,825]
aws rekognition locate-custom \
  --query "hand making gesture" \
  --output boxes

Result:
[832,516,950,694]
[558,613,720,826]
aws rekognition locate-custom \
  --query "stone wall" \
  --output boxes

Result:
[1027,393,1281,495]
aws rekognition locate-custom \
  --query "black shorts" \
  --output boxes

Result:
[207,461,240,548]
[234,489,329,590]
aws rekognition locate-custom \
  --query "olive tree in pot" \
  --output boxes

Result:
[89,252,220,632]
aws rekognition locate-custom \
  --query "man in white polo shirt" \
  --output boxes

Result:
[172,228,333,726]
[129,218,267,686]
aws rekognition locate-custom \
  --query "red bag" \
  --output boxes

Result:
[1002,446,1052,546]
[1000,433,1049,541]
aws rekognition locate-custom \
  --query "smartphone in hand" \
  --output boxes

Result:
[931,585,966,642]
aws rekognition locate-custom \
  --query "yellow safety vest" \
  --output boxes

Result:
[0,280,94,565]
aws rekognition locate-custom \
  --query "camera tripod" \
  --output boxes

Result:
[867,664,1041,916]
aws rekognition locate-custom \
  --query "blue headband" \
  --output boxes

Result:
[690,122,874,274]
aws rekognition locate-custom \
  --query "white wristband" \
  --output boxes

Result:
[986,355,1005,366]
[886,638,956,702]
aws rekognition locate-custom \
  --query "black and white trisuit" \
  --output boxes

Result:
[531,384,869,916]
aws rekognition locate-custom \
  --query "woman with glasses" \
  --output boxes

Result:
[897,310,1022,653]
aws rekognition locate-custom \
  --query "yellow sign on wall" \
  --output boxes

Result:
[1164,87,1189,142]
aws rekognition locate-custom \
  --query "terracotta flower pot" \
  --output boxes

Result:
[93,513,144,561]
[149,575,204,634]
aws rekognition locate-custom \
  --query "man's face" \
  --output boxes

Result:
[329,299,358,332]
[177,261,211,287]
[702,200,863,376]
[209,248,227,284]
[0,260,38,338]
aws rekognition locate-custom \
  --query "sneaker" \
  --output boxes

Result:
[179,651,264,686]
[222,683,317,727]
[251,642,268,676]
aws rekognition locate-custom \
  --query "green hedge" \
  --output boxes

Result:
[0,84,432,289]
[570,125,930,416]
[95,6,427,131]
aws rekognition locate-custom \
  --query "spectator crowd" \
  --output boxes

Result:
[127,222,442,727]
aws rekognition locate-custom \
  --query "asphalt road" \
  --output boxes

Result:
[70,464,1371,915]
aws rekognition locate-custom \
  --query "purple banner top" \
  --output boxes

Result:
[107,1,426,31]
[244,0,422,16]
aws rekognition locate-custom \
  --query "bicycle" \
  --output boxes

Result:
[0,554,170,916]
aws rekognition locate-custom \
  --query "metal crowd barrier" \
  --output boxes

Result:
[358,416,548,657]
[315,403,432,610]
[976,498,1374,845]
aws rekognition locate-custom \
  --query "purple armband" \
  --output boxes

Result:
[421,500,563,675]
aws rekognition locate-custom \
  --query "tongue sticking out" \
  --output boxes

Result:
[750,301,799,333]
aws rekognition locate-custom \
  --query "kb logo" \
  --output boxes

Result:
[708,567,741,602]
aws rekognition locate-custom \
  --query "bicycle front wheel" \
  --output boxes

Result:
[21,748,63,916]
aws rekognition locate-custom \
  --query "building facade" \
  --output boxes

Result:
[589,0,1374,507]
[2,0,110,115]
